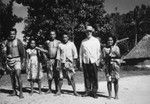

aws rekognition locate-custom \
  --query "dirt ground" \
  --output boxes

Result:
[0,75,150,104]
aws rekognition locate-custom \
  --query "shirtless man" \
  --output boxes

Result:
[5,28,25,98]
[44,31,60,93]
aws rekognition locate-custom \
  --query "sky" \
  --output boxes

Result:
[12,2,28,41]
[105,0,150,14]
[2,0,150,41]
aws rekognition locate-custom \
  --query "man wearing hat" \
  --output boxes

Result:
[79,26,101,98]
[5,28,26,98]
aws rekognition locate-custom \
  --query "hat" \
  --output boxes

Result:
[86,26,94,32]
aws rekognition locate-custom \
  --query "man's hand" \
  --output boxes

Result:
[73,59,77,69]
[96,59,100,67]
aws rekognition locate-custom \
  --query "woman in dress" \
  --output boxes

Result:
[26,39,43,95]
[103,36,120,99]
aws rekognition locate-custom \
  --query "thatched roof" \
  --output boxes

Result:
[124,34,150,60]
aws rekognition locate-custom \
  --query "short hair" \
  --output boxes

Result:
[28,38,37,46]
[62,33,70,38]
[50,30,56,34]
[10,28,17,34]
[27,39,36,48]
[106,35,117,45]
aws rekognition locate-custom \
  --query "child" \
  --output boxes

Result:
[26,39,43,95]
[103,36,120,99]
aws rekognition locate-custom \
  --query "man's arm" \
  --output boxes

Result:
[97,39,101,60]
[18,39,26,61]
[94,39,100,66]
[56,45,61,70]
[71,42,78,69]
[26,50,30,73]
[18,39,26,70]
[79,43,83,68]
[115,46,120,58]
[56,45,61,61]
[72,42,78,59]
[35,46,48,53]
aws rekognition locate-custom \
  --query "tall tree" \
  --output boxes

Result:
[104,4,150,53]
[0,0,22,41]
[16,0,106,48]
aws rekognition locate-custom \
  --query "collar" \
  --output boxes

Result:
[46,39,56,43]
[86,36,94,40]
[62,40,70,45]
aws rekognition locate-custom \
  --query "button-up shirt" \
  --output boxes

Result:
[79,36,101,65]
[56,41,78,63]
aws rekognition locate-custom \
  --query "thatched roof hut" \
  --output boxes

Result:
[123,34,150,68]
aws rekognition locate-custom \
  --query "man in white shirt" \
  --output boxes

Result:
[80,26,101,98]
[56,33,78,96]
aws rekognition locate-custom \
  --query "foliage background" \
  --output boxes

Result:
[1,0,150,55]
[0,0,22,41]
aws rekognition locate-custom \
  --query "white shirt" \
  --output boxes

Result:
[56,41,78,63]
[80,36,101,64]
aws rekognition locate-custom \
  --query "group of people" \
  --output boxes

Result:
[1,25,121,99]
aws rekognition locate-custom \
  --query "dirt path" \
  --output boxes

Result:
[0,75,150,104]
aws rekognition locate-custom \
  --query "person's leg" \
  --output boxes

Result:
[67,74,79,96]
[38,79,42,94]
[46,69,53,93]
[55,78,63,96]
[114,79,119,99]
[10,71,17,96]
[54,74,59,92]
[83,65,87,91]
[47,79,53,93]
[91,63,98,98]
[46,60,54,93]
[16,69,24,98]
[82,64,91,96]
[30,80,34,95]
[107,81,112,99]
[53,64,59,92]
[55,68,63,96]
